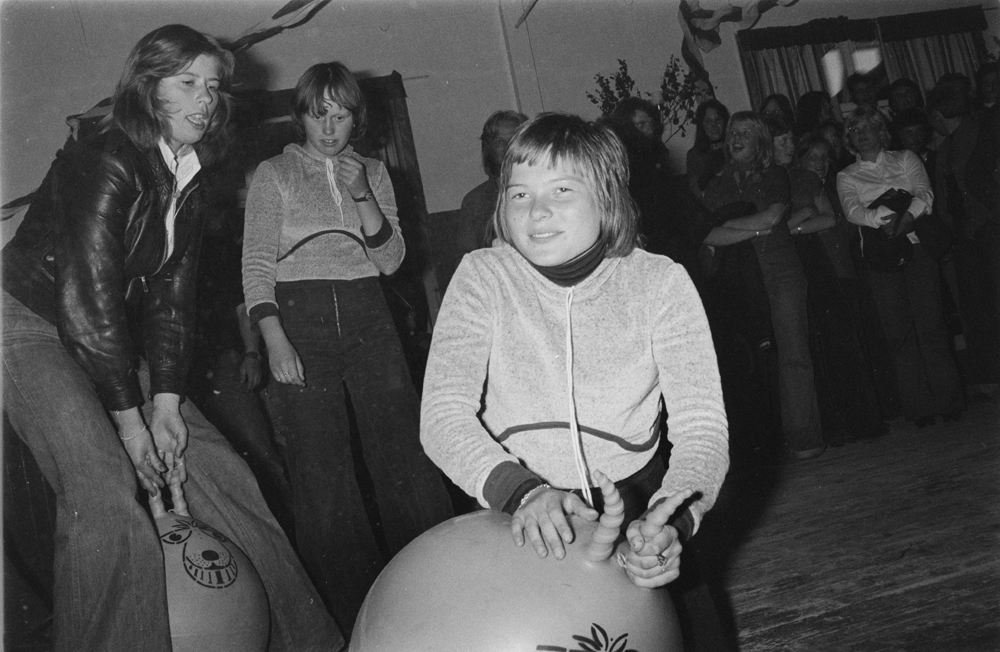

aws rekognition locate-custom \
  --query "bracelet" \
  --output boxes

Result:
[351,190,374,203]
[119,426,148,442]
[518,483,550,511]
[244,351,261,361]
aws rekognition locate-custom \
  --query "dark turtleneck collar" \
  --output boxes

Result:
[527,238,607,287]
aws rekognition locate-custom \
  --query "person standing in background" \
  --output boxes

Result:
[242,61,454,635]
[837,106,964,427]
[455,110,528,257]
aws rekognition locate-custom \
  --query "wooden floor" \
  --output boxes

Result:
[5,399,998,651]
[696,397,1000,652]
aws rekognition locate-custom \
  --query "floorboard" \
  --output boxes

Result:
[699,398,1000,651]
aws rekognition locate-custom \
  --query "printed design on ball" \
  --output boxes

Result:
[159,516,239,589]
[536,623,638,652]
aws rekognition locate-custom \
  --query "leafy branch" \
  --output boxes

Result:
[586,59,653,116]
[587,56,703,143]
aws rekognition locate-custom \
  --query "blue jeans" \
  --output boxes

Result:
[193,348,295,537]
[265,278,453,634]
[1,291,343,652]
[753,238,824,451]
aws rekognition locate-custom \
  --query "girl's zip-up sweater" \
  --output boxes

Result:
[420,243,729,532]
[242,143,403,324]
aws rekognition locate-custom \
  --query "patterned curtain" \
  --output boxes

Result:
[737,16,877,114]
[736,6,988,114]
[739,41,841,114]
[881,33,985,103]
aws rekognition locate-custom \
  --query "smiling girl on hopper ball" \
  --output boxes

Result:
[420,113,729,590]
[242,61,452,633]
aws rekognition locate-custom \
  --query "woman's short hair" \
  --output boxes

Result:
[110,24,235,164]
[291,62,367,140]
[481,110,528,178]
[890,107,931,136]
[794,135,831,167]
[844,105,890,155]
[693,98,730,148]
[887,78,925,109]
[493,112,640,258]
[975,61,1000,99]
[764,114,794,139]
[816,118,846,145]
[725,111,774,170]
[759,93,795,123]
[926,81,971,119]
[795,90,831,133]
[612,96,663,139]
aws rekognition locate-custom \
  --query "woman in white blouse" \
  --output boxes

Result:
[837,106,963,427]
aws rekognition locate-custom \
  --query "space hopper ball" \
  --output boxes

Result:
[150,478,270,652]
[350,477,682,652]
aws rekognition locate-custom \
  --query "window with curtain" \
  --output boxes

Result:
[736,5,989,115]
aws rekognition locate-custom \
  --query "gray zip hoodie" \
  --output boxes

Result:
[242,143,403,318]
[420,243,729,532]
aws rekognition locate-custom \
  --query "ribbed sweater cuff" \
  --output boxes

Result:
[363,219,393,249]
[483,461,543,514]
[248,302,279,326]
[671,507,696,543]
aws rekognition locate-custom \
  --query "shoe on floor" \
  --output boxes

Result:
[787,444,826,461]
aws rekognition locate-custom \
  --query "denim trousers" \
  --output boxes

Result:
[953,220,1000,384]
[753,238,824,452]
[1,291,343,652]
[194,347,295,537]
[796,236,886,442]
[866,244,965,419]
[265,278,453,635]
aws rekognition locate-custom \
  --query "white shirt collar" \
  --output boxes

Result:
[157,139,201,192]
[857,149,887,167]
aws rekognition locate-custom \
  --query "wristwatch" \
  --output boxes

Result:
[351,190,375,203]
[244,351,261,361]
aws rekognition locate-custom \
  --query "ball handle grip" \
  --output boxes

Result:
[584,470,624,562]
[147,473,190,518]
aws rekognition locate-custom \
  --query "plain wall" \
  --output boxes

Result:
[2,0,997,242]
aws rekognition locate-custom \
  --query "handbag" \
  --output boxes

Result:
[859,188,914,272]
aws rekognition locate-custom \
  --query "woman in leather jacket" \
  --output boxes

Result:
[1,25,343,652]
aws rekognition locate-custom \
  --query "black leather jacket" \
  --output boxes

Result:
[2,129,206,411]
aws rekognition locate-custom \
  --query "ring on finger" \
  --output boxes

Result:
[656,553,668,567]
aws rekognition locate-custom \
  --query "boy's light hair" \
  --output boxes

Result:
[492,112,641,258]
[725,111,773,171]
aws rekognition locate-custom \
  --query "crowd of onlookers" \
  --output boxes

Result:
[576,63,999,464]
